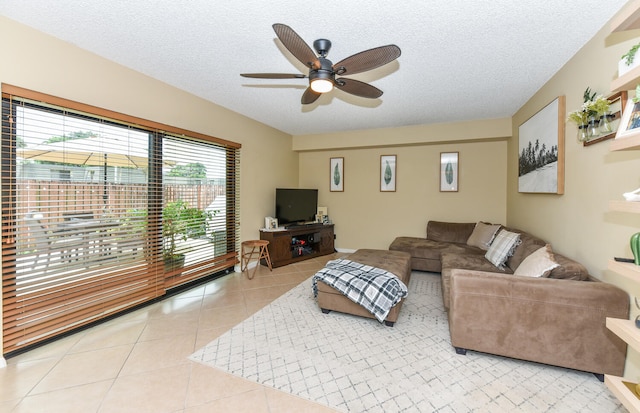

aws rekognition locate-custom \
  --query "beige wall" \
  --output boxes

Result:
[0,16,298,355]
[296,120,511,250]
[509,24,640,377]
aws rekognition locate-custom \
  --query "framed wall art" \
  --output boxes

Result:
[380,155,396,192]
[518,95,565,194]
[330,157,344,192]
[615,97,640,140]
[440,152,459,192]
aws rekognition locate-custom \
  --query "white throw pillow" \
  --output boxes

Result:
[485,229,521,269]
[514,244,559,277]
[466,222,501,250]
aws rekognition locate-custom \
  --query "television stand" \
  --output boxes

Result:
[259,224,334,268]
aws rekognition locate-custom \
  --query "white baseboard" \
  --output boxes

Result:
[0,357,6,368]
[336,248,357,253]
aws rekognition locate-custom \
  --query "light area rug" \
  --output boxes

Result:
[190,272,624,412]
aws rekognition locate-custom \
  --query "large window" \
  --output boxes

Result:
[1,85,240,355]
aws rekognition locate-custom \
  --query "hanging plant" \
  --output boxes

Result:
[567,87,610,125]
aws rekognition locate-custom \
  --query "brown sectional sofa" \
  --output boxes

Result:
[389,220,629,379]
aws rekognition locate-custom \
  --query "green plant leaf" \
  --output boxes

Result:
[333,163,340,186]
[445,162,454,185]
[384,161,392,185]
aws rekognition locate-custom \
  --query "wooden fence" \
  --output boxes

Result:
[17,180,224,224]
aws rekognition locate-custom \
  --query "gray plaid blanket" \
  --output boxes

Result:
[312,259,408,323]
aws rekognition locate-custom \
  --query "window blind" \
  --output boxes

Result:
[1,85,240,355]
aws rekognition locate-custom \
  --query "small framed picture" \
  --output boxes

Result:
[330,157,344,192]
[616,97,640,140]
[380,155,396,192]
[440,152,459,192]
[265,217,278,230]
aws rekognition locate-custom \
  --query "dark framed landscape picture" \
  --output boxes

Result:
[380,155,396,192]
[330,157,344,192]
[518,95,565,194]
[440,152,459,192]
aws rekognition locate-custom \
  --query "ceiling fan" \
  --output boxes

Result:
[241,24,401,105]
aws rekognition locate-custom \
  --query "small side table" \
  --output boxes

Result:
[240,240,272,279]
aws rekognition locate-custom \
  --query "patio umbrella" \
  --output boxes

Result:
[17,136,173,202]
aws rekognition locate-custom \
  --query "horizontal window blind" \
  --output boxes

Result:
[161,136,239,288]
[2,85,240,355]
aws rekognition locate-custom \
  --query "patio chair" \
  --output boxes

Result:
[25,212,84,269]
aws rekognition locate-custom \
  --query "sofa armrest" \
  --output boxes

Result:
[448,269,629,376]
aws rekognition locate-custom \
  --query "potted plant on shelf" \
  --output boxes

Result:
[567,87,611,142]
[620,43,640,77]
[162,199,213,271]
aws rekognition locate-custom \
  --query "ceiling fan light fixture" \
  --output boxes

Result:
[310,78,333,93]
[309,68,334,93]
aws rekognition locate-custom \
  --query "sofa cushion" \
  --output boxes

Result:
[466,222,501,250]
[547,253,591,281]
[504,229,546,271]
[485,229,521,269]
[513,244,559,277]
[426,221,476,244]
[440,252,514,310]
[389,237,482,261]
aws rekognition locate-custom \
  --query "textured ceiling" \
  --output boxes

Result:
[0,0,630,136]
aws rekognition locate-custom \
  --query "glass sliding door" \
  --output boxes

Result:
[2,86,240,356]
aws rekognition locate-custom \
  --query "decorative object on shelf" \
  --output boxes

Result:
[620,43,640,77]
[519,96,565,194]
[585,91,627,147]
[615,93,640,140]
[264,216,278,230]
[587,115,600,139]
[567,87,611,143]
[329,157,344,192]
[631,232,640,265]
[623,187,640,201]
[622,380,640,399]
[576,124,589,142]
[439,152,459,192]
[600,111,614,134]
[316,206,328,224]
[380,154,397,192]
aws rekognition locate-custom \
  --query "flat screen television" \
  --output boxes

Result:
[275,188,318,227]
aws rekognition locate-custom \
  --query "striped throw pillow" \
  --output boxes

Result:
[485,229,521,269]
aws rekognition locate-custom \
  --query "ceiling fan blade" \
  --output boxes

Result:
[332,45,401,76]
[335,78,383,99]
[301,87,321,104]
[240,73,306,79]
[272,23,320,69]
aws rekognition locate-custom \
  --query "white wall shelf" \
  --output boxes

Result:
[610,200,640,213]
[611,134,640,151]
[612,0,640,32]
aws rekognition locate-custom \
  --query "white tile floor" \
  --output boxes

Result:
[1,254,343,413]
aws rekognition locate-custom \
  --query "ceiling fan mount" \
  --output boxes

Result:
[240,24,401,105]
[313,38,332,58]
